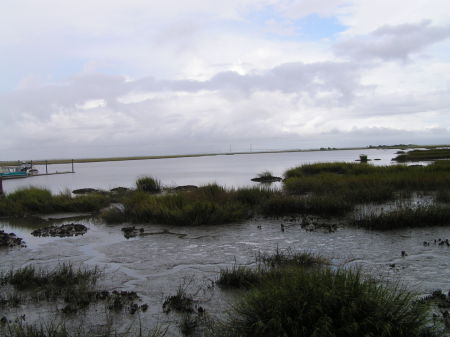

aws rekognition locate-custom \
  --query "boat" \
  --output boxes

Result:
[0,162,36,179]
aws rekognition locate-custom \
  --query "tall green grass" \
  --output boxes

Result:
[0,187,111,217]
[351,205,450,230]
[136,176,162,193]
[394,148,450,162]
[215,267,437,337]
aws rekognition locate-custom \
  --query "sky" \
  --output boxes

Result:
[1,0,450,159]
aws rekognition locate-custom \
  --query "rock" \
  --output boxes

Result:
[129,303,139,314]
[140,303,149,312]
[31,223,88,237]
[121,226,144,239]
[110,187,129,193]
[251,176,282,183]
[0,230,26,248]
[72,188,99,194]
[171,185,198,192]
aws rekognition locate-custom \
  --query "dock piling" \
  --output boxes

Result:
[45,161,48,174]
[71,159,74,173]
[0,177,3,197]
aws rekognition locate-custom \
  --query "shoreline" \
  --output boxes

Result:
[2,144,447,166]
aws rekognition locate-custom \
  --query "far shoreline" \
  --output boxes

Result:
[1,144,448,166]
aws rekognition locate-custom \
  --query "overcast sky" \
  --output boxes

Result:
[1,0,450,159]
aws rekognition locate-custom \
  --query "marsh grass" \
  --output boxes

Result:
[284,162,450,206]
[2,321,167,337]
[0,264,101,307]
[351,205,450,230]
[394,149,450,162]
[136,176,162,193]
[217,249,328,289]
[162,284,194,313]
[214,267,437,337]
[0,187,111,217]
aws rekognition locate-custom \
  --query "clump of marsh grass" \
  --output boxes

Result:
[214,267,437,337]
[136,176,162,193]
[0,187,111,217]
[216,265,263,289]
[217,249,327,289]
[256,247,327,268]
[0,264,101,308]
[162,284,194,313]
[351,205,450,230]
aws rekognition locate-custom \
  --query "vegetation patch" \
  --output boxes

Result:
[136,176,162,193]
[0,187,111,217]
[351,205,450,230]
[214,266,438,337]
[394,148,450,162]
[163,285,194,313]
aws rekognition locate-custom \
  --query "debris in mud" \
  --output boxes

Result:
[0,230,26,248]
[72,188,100,194]
[121,226,144,239]
[423,238,450,247]
[31,223,88,237]
[299,217,338,233]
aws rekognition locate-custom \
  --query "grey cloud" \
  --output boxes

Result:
[1,60,363,120]
[334,20,450,61]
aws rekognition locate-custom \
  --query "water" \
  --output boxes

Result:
[1,149,448,335]
[1,217,449,335]
[3,148,397,194]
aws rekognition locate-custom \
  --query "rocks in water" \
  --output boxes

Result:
[0,230,26,248]
[401,250,407,257]
[121,226,144,239]
[251,176,282,183]
[72,188,99,194]
[167,185,199,192]
[110,187,129,193]
[31,223,88,237]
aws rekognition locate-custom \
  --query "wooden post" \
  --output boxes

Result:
[71,159,74,173]
[46,160,48,174]
[0,176,3,197]
[30,160,33,169]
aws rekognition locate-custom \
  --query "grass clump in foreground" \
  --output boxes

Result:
[2,321,167,337]
[0,263,101,307]
[136,176,162,193]
[214,266,439,337]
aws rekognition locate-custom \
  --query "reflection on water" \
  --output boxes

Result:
[3,148,398,194]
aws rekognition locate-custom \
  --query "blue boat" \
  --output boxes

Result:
[0,163,33,179]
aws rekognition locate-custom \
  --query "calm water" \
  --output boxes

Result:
[3,148,398,193]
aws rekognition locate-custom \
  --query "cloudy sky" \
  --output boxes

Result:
[1,0,450,159]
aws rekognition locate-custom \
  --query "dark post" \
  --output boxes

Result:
[30,160,33,169]
[71,159,74,173]
[46,160,48,174]
[0,176,3,197]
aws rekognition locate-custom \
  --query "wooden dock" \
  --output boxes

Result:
[32,171,74,177]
